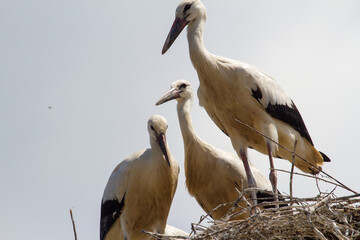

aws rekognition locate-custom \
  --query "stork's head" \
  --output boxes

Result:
[148,115,171,166]
[156,80,193,105]
[162,0,206,54]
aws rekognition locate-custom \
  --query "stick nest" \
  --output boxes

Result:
[190,193,360,240]
[145,193,360,240]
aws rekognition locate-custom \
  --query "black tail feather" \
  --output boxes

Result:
[319,151,331,162]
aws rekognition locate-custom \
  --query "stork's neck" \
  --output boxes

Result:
[187,17,212,69]
[149,138,178,198]
[177,97,200,146]
[150,139,169,167]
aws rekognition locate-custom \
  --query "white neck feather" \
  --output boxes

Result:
[150,138,167,165]
[177,97,200,146]
[187,16,212,68]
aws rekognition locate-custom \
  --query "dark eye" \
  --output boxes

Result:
[180,83,187,89]
[184,4,192,12]
[151,125,155,131]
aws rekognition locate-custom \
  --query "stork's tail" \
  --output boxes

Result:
[319,151,331,162]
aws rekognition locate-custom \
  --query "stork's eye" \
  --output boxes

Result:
[151,125,155,131]
[180,83,187,89]
[184,3,192,12]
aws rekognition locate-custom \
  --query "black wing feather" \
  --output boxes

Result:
[266,101,313,145]
[252,86,313,145]
[100,193,126,240]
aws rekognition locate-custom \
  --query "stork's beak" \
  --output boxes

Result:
[157,133,171,167]
[156,88,180,105]
[162,16,188,54]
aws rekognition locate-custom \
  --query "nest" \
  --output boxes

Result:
[143,193,360,240]
[190,193,360,240]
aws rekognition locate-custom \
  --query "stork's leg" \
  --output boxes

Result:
[239,147,258,205]
[266,142,278,203]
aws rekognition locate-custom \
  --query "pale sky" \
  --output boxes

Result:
[1,1,360,239]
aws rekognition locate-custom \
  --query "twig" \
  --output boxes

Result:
[304,209,327,240]
[234,118,358,194]
[316,175,322,194]
[335,193,360,201]
[142,229,189,239]
[330,220,349,240]
[221,188,245,221]
[69,208,78,240]
[274,168,345,188]
[312,226,328,240]
[308,195,331,214]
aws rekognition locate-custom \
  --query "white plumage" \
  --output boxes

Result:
[164,224,189,238]
[156,79,275,220]
[162,0,330,201]
[100,115,179,240]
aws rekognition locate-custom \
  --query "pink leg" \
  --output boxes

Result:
[239,147,258,205]
[267,142,278,203]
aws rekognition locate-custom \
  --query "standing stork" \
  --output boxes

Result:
[157,79,278,220]
[100,115,179,240]
[162,0,330,203]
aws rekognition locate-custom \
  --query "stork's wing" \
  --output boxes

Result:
[247,66,314,145]
[266,99,313,145]
[100,159,133,240]
[100,194,126,240]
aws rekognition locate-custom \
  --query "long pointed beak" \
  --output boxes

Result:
[157,133,170,167]
[162,16,188,54]
[156,88,180,105]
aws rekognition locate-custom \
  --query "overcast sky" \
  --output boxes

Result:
[1,0,360,239]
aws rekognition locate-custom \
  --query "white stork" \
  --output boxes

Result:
[156,79,278,220]
[100,115,179,240]
[161,0,330,202]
